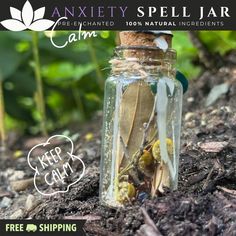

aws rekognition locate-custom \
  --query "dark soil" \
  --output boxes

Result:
[0,52,236,236]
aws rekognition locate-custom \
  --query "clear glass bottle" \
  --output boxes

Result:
[100,46,183,208]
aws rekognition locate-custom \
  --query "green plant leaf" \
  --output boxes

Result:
[6,71,36,96]
[0,32,23,80]
[42,62,94,84]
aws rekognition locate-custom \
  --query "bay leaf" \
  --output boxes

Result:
[117,81,155,170]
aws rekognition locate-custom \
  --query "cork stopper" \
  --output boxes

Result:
[119,31,173,49]
[118,31,174,60]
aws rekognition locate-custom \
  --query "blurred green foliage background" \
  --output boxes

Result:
[0,31,236,135]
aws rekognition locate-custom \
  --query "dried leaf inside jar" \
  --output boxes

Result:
[117,81,155,169]
[115,81,156,201]
[151,163,170,197]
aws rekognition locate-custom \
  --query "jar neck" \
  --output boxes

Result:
[110,46,176,77]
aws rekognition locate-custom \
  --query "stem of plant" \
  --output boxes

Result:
[32,32,48,136]
[0,80,6,149]
[71,83,86,121]
[87,38,104,90]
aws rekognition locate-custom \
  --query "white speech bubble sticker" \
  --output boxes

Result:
[27,134,85,196]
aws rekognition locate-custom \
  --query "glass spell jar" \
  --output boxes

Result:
[100,46,183,207]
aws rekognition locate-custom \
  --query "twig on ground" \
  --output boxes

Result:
[202,159,224,191]
[217,186,236,196]
[135,208,162,236]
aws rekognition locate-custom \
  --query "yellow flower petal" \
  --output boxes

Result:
[152,138,173,162]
